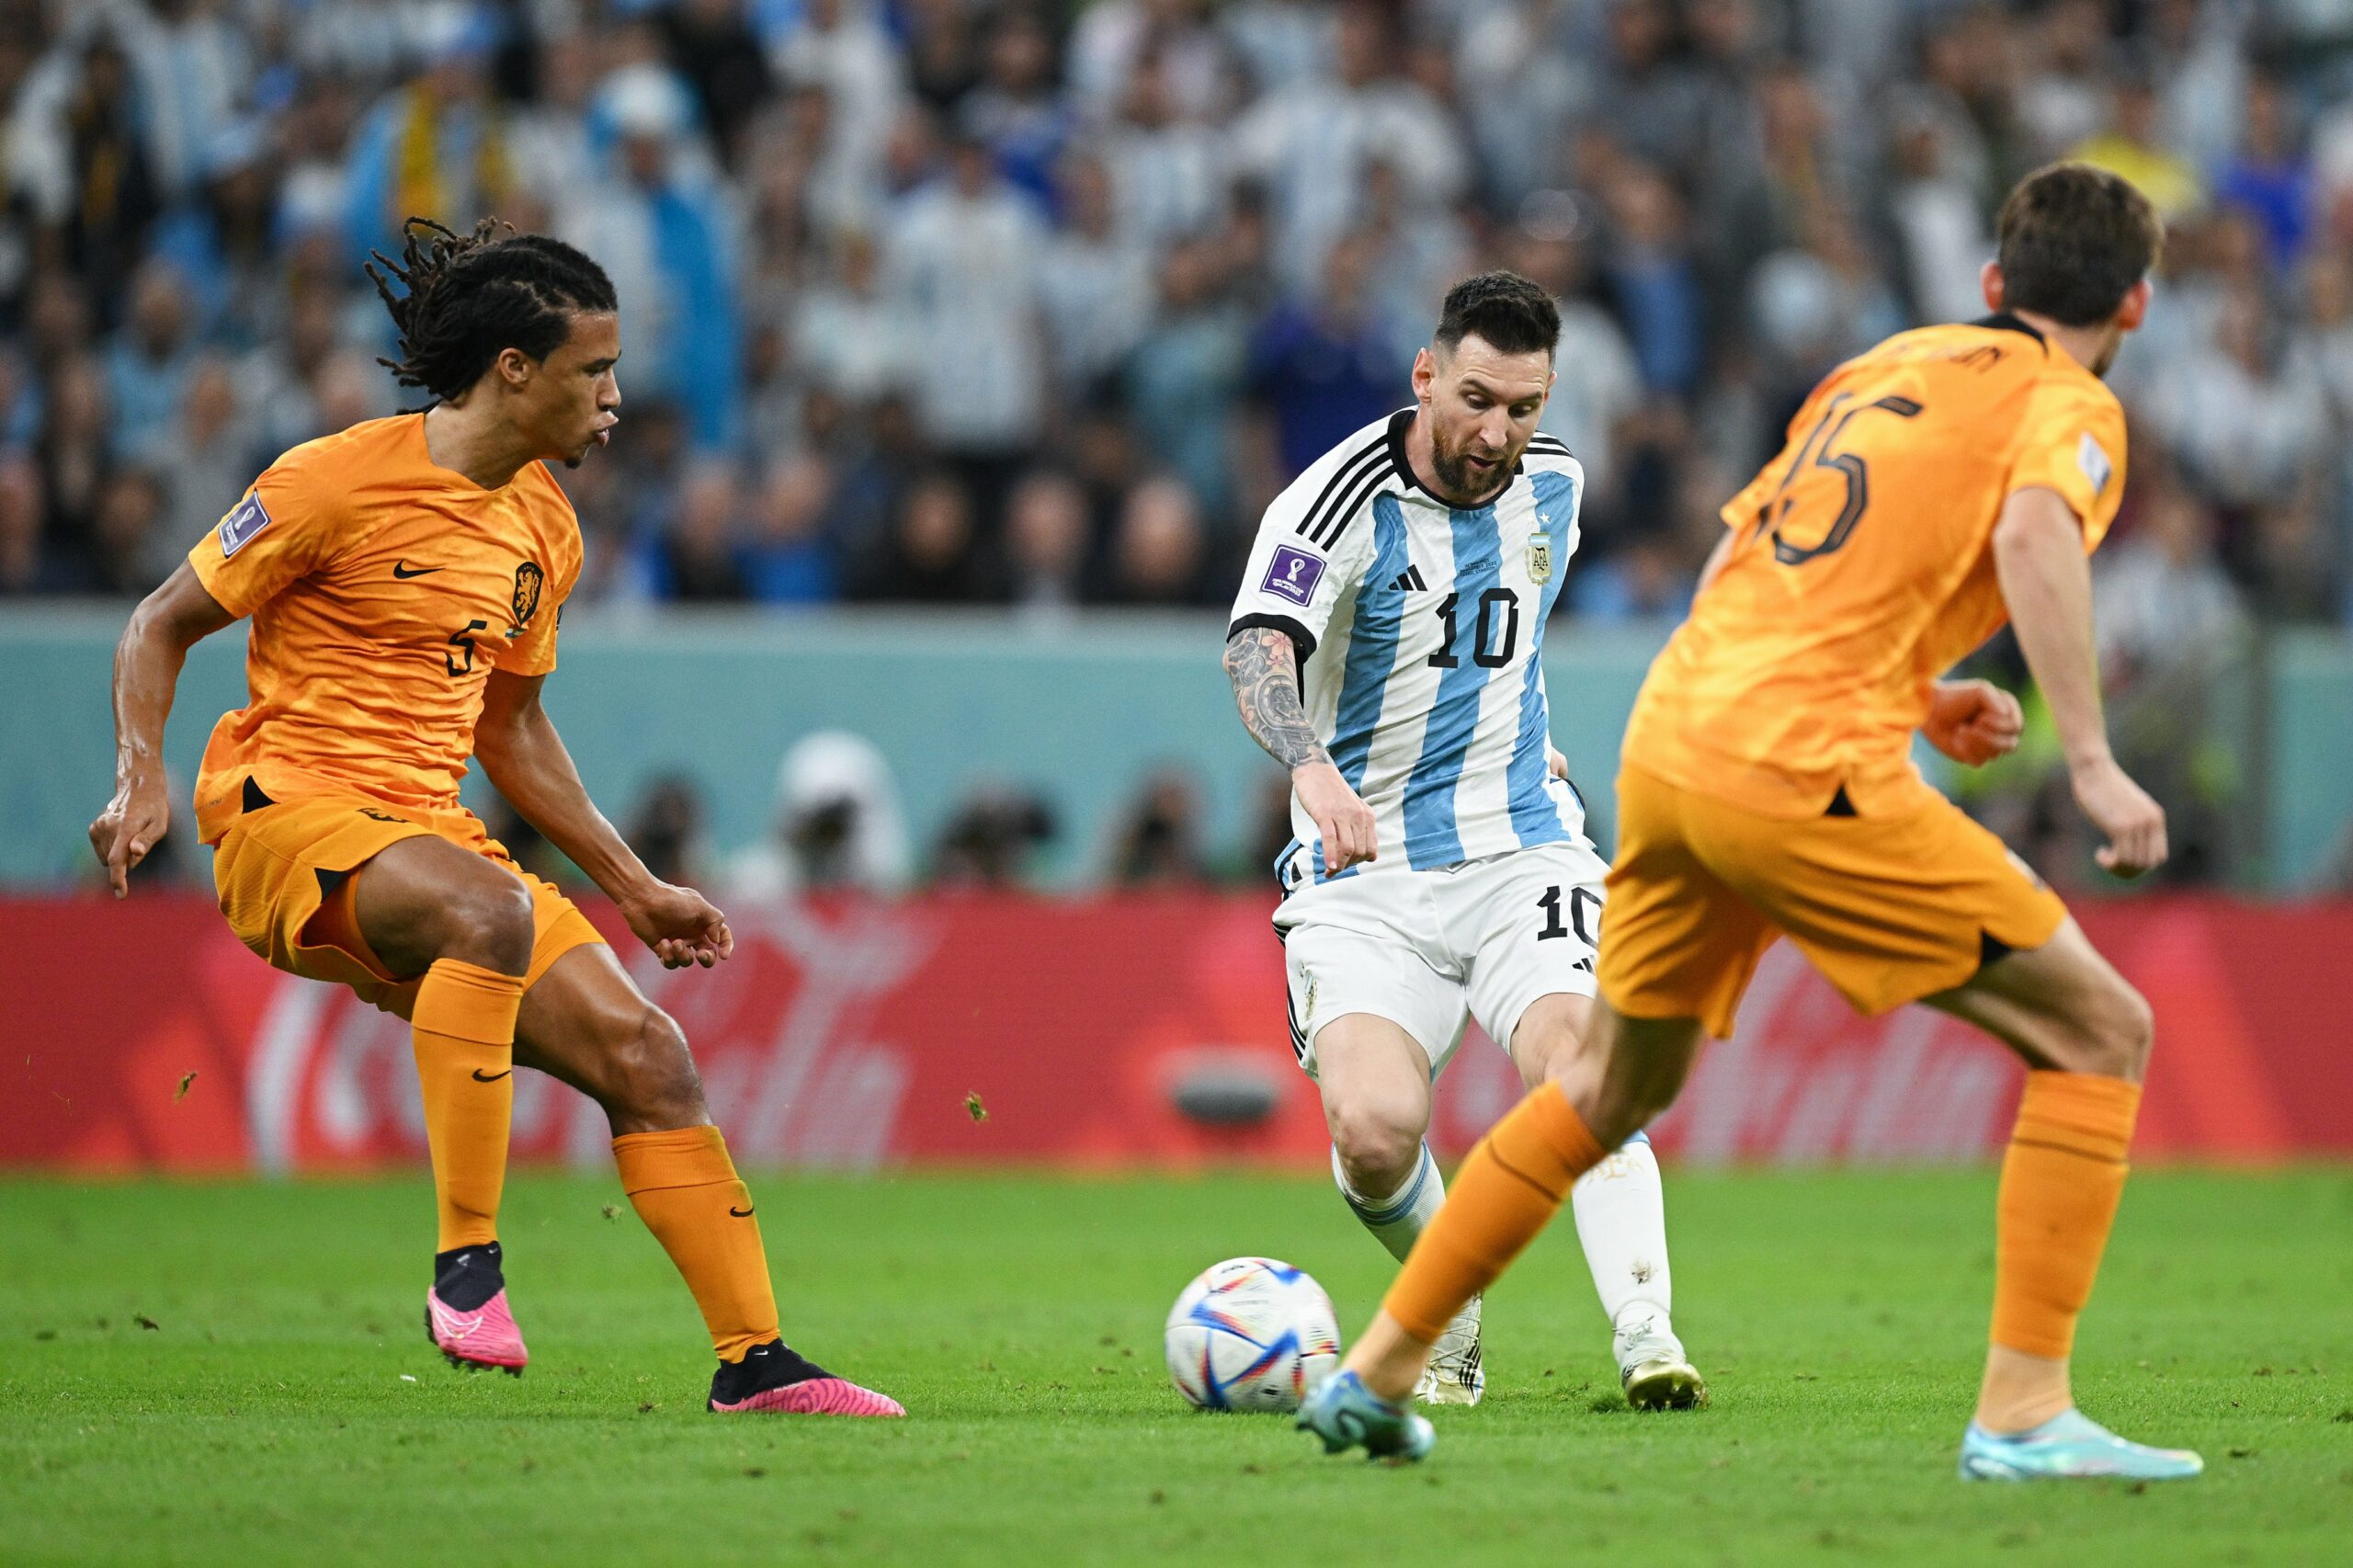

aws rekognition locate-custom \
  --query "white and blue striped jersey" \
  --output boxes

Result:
[1229,409,1590,887]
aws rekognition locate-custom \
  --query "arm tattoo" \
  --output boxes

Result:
[1224,627,1329,771]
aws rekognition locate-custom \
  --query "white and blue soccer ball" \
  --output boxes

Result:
[1164,1256,1341,1413]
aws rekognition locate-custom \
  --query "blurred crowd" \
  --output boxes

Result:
[12,0,2353,891]
[6,0,2353,626]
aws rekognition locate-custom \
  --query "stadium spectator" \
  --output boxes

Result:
[2073,71,2205,222]
[1250,232,1410,481]
[883,133,1048,510]
[650,460,752,603]
[160,357,253,555]
[659,0,776,169]
[87,465,171,597]
[1104,474,1213,606]
[930,783,1057,889]
[1037,150,1154,399]
[563,68,742,452]
[622,773,716,891]
[2210,71,2314,271]
[1230,0,1463,294]
[104,261,199,466]
[340,9,512,271]
[850,470,983,603]
[727,729,915,899]
[0,453,47,595]
[1124,236,1248,522]
[14,28,164,328]
[741,455,840,607]
[1103,765,1211,888]
[1002,467,1092,618]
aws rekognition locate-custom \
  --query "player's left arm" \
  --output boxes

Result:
[472,669,732,969]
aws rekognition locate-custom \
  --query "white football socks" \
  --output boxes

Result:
[1332,1140,1446,1264]
[1569,1131,1675,1335]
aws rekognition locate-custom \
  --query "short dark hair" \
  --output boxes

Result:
[1995,163,2163,328]
[1434,270,1561,358]
[366,218,619,403]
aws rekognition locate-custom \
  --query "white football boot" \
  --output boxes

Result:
[1615,1310,1706,1410]
[1414,1295,1485,1405]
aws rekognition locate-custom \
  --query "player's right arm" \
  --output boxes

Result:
[92,460,340,895]
[1991,485,2166,878]
[89,562,236,896]
[1222,626,1378,871]
[1223,445,1384,873]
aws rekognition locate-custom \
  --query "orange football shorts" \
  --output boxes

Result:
[208,775,604,1019]
[1597,765,2066,1039]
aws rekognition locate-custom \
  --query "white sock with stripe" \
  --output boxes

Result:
[1569,1130,1676,1338]
[1332,1141,1446,1264]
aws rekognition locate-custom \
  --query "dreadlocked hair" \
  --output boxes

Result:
[366,217,618,403]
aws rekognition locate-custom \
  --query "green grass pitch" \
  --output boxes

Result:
[4,1168,2348,1565]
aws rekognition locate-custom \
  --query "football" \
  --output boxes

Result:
[1163,1256,1341,1413]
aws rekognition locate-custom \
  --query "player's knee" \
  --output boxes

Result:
[2085,979,2155,1081]
[438,876,535,976]
[603,1005,707,1128]
[1327,1101,1423,1195]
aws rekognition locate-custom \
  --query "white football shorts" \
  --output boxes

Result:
[1275,837,1609,1079]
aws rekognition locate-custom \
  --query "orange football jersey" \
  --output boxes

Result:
[188,414,584,842]
[1621,315,2126,819]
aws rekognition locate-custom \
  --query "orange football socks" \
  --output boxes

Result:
[409,959,526,1253]
[1383,1080,1608,1342]
[1989,1071,2142,1359]
[614,1125,781,1361]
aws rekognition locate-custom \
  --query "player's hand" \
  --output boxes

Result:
[1546,744,1571,782]
[1924,679,2024,767]
[2071,755,2168,879]
[620,881,735,969]
[1293,758,1378,875]
[89,778,171,899]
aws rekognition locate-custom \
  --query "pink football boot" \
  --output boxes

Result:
[708,1339,904,1416]
[425,1242,528,1375]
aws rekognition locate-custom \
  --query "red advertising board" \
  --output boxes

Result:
[4,892,2347,1172]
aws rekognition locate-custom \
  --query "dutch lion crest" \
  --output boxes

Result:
[509,561,545,635]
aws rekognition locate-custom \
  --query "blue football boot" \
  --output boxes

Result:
[1297,1369,1437,1463]
[1960,1409,2204,1482]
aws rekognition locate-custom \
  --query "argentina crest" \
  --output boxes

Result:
[1528,531,1552,584]
[509,560,545,636]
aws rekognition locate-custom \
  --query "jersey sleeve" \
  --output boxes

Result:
[1227,472,1375,661]
[2005,377,2129,551]
[186,460,345,619]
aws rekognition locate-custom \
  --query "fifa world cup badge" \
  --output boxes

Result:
[1528,531,1552,584]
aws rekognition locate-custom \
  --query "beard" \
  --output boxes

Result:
[1429,424,1517,503]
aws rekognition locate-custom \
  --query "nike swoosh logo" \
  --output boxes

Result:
[729,1206,756,1218]
[472,1068,513,1082]
[392,561,443,578]
[428,1299,483,1340]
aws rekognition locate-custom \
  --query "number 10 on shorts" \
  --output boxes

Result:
[1538,885,1598,943]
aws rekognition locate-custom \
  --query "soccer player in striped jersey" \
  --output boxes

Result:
[1223,272,1703,1415]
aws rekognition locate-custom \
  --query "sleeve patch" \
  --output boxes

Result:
[217,492,271,556]
[2076,431,2113,498]
[1260,543,1326,607]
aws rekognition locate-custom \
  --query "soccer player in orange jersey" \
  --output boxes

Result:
[88,219,900,1417]
[1299,164,2202,1479]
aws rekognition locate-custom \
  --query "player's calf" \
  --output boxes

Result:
[589,1002,709,1135]
[1548,1007,1705,1151]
